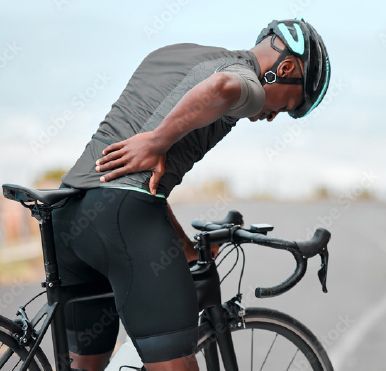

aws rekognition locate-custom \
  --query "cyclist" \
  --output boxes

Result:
[53,18,330,371]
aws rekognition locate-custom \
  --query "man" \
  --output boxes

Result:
[54,18,330,371]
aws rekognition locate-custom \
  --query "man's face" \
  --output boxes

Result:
[249,55,304,122]
[249,83,303,122]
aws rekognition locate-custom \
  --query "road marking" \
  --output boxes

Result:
[330,292,386,370]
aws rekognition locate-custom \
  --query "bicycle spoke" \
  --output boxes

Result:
[197,309,332,371]
[0,348,15,369]
[285,348,299,371]
[11,357,22,371]
[259,333,278,371]
[250,329,254,371]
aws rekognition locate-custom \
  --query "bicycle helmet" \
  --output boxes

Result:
[255,18,331,118]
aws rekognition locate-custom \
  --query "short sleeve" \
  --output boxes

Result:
[217,63,265,118]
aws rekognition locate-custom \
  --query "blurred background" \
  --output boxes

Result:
[0,0,385,370]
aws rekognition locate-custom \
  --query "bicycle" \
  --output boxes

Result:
[0,183,333,370]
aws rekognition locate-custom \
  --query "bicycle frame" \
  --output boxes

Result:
[203,305,239,370]
[191,232,240,370]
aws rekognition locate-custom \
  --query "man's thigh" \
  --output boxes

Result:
[106,190,200,364]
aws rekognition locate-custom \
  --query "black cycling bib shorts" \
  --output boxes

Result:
[52,185,199,363]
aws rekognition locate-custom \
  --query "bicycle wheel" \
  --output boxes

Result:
[196,307,333,371]
[0,315,52,371]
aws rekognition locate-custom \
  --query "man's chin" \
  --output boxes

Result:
[249,114,266,122]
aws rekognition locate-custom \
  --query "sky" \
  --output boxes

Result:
[0,0,385,199]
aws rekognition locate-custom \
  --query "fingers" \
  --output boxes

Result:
[149,155,166,195]
[101,141,125,156]
[96,157,127,173]
[96,148,125,166]
[100,165,133,183]
[149,173,162,196]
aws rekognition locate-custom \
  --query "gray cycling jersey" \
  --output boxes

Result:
[222,63,265,118]
[61,43,264,198]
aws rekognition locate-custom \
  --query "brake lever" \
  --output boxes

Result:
[317,250,329,293]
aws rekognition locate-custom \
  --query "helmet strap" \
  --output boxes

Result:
[260,36,303,86]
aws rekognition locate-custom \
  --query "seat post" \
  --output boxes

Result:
[36,205,72,371]
[36,206,61,292]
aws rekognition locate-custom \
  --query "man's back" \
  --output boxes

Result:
[61,43,261,197]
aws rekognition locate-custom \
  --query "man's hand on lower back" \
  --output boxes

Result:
[94,73,243,196]
[95,131,166,195]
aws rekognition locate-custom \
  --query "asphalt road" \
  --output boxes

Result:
[1,199,385,370]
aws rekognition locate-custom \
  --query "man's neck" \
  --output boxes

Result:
[249,46,278,80]
[249,36,283,79]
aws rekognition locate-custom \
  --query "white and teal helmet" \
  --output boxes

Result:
[255,18,331,118]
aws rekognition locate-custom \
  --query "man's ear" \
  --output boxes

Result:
[277,58,297,78]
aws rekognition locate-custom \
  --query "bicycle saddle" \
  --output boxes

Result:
[2,183,83,206]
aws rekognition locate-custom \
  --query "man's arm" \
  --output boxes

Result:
[150,72,242,152]
[95,72,242,192]
[153,64,266,149]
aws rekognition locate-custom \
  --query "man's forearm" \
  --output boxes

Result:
[152,72,240,152]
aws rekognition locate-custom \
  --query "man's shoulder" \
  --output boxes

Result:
[152,42,228,52]
[142,43,254,70]
[143,43,227,60]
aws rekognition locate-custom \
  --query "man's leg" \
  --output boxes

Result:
[144,353,199,371]
[166,201,220,263]
[108,192,200,370]
[68,352,199,371]
[63,286,120,371]
[69,351,113,371]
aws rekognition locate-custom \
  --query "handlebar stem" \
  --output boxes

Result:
[195,232,213,263]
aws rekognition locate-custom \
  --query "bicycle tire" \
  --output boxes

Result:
[0,315,52,371]
[197,307,333,371]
